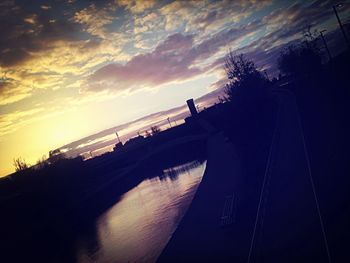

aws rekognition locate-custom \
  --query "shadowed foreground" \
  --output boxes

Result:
[158,91,344,262]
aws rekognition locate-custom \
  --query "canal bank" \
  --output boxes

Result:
[157,129,245,262]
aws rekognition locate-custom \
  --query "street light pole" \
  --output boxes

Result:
[320,30,332,61]
[116,131,121,144]
[167,117,172,128]
[333,4,350,50]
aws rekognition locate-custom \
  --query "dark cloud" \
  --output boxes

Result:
[0,77,16,95]
[0,0,85,67]
[1,0,349,95]
[0,77,32,105]
[0,79,10,94]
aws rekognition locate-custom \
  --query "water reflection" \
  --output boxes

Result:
[77,160,206,263]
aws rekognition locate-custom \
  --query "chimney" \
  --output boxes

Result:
[186,99,198,116]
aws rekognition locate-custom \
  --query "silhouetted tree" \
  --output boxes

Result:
[278,26,323,79]
[13,157,28,172]
[224,52,268,101]
[150,125,160,136]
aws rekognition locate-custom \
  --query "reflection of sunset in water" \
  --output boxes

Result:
[77,161,206,263]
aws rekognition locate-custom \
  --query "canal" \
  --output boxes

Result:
[76,160,207,263]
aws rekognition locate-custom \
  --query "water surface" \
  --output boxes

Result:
[77,160,206,263]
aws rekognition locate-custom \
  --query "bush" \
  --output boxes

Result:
[13,157,28,172]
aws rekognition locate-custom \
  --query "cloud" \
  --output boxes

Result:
[0,79,32,105]
[73,3,115,38]
[159,0,272,33]
[207,78,227,91]
[83,17,265,94]
[1,0,341,107]
[0,1,132,106]
[261,1,350,49]
[1,0,349,141]
[83,33,203,92]
[134,12,163,34]
[1,0,344,109]
[117,0,157,14]
[0,107,44,137]
[202,0,350,78]
[0,1,82,68]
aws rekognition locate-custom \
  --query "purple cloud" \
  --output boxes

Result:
[83,22,262,93]
[84,33,203,92]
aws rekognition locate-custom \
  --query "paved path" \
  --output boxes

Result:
[246,92,329,262]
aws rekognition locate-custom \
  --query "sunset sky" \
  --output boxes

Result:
[0,0,349,177]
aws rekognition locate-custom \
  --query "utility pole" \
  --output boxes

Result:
[116,131,121,144]
[320,30,332,61]
[333,3,350,50]
[167,117,172,128]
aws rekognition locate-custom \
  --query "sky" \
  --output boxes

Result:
[0,0,349,177]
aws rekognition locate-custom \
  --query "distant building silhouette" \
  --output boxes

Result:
[113,142,123,152]
[186,99,198,116]
[113,135,146,153]
[124,135,145,147]
[48,149,65,163]
[113,131,124,152]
